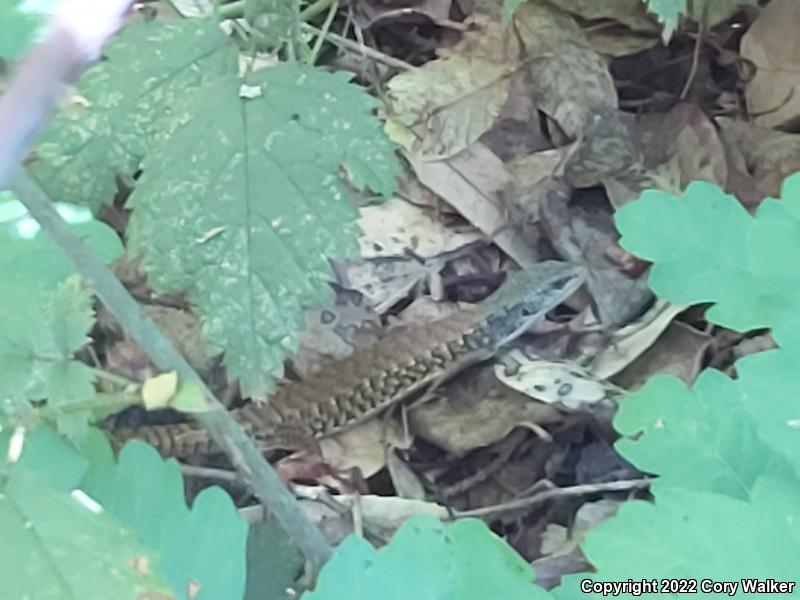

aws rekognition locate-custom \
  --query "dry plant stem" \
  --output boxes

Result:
[11,170,334,570]
[300,23,415,71]
[453,477,653,518]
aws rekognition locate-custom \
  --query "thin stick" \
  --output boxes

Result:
[453,478,653,519]
[300,23,415,71]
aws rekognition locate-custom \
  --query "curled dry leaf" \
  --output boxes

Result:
[408,367,561,455]
[408,142,540,266]
[513,2,617,138]
[494,355,623,417]
[385,16,521,159]
[586,300,687,379]
[318,417,411,478]
[612,321,711,390]
[717,117,800,201]
[741,0,800,130]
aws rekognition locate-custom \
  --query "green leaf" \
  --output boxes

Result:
[560,477,800,597]
[126,63,399,396]
[0,195,122,437]
[614,371,794,499]
[735,345,800,479]
[0,425,88,492]
[305,515,549,600]
[244,520,304,600]
[614,179,800,341]
[28,18,239,211]
[245,0,294,49]
[0,467,172,600]
[642,0,685,38]
[502,0,527,24]
[0,0,47,58]
[79,434,248,600]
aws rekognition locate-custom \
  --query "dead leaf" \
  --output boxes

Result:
[495,355,623,415]
[409,367,561,455]
[386,16,521,159]
[613,321,711,389]
[587,300,688,379]
[318,417,411,478]
[408,142,540,266]
[741,0,800,129]
[514,2,618,138]
[357,196,482,257]
[717,117,800,200]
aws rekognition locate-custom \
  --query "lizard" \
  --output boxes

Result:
[110,261,587,458]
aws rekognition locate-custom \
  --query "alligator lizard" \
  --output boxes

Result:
[111,261,586,457]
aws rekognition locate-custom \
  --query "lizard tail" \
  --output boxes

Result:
[110,422,218,458]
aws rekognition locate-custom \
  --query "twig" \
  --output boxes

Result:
[307,0,339,66]
[452,477,653,519]
[300,23,415,71]
[181,463,243,483]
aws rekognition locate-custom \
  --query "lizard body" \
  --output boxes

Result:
[111,261,586,457]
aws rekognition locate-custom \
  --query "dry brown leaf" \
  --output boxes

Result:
[408,142,540,266]
[514,2,617,138]
[717,117,800,200]
[613,321,710,390]
[409,367,561,455]
[385,16,521,159]
[357,197,482,258]
[587,300,687,379]
[741,0,800,130]
[318,417,411,478]
[495,355,623,415]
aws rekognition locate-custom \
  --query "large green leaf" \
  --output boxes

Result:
[0,0,50,58]
[0,194,122,438]
[556,477,800,598]
[0,466,172,600]
[305,515,549,600]
[614,177,800,343]
[79,433,248,600]
[614,371,794,499]
[28,18,238,211]
[127,63,399,396]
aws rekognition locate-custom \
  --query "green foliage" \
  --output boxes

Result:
[0,426,248,599]
[0,428,173,599]
[245,0,295,50]
[28,18,239,211]
[30,18,399,396]
[560,477,800,597]
[245,521,304,600]
[543,175,800,596]
[305,515,550,599]
[0,0,47,59]
[0,194,122,438]
[0,468,172,599]
[613,371,793,499]
[126,62,399,396]
[615,177,800,346]
[79,434,249,600]
[642,0,685,35]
